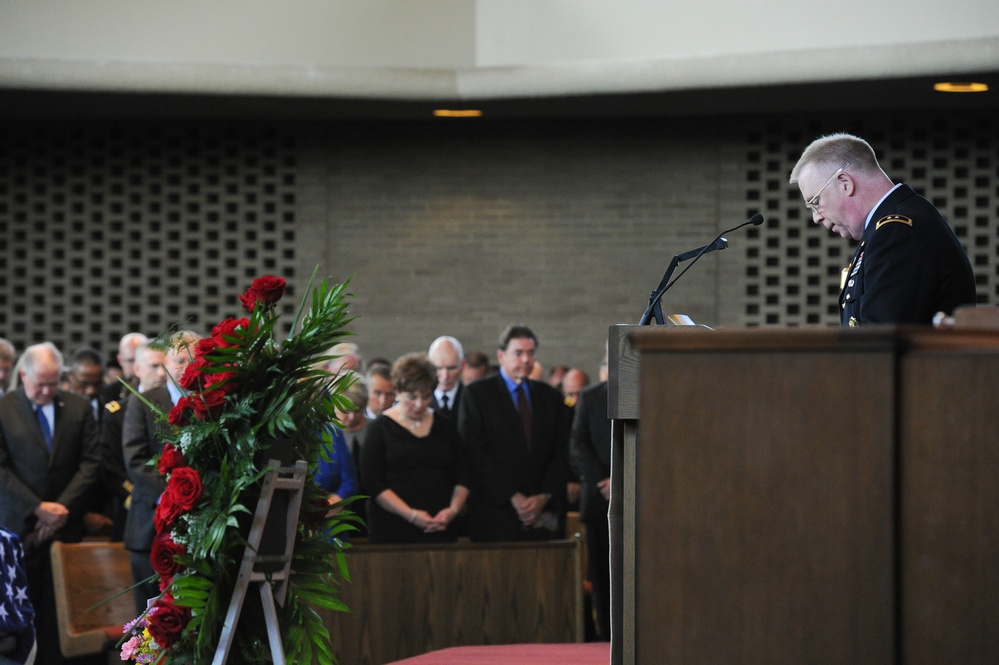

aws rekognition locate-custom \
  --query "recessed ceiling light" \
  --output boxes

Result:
[933,82,989,93]
[433,109,483,118]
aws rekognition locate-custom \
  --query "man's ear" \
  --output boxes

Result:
[840,173,856,196]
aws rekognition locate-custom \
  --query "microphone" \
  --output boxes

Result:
[638,213,764,325]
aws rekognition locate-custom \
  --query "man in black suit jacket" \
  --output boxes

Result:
[0,342,101,664]
[101,342,168,541]
[790,132,976,325]
[428,335,465,418]
[0,343,101,544]
[122,331,199,612]
[458,324,571,542]
[569,380,612,640]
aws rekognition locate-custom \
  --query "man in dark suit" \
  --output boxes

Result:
[789,133,976,325]
[0,342,101,664]
[123,331,199,612]
[458,324,571,542]
[102,342,167,541]
[428,335,465,418]
[569,379,612,641]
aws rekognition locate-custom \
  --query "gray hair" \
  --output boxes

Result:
[13,342,64,389]
[789,133,884,185]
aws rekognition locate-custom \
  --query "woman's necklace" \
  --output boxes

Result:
[403,410,427,431]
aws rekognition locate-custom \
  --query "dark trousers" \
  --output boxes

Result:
[129,549,158,615]
[24,542,65,665]
[584,514,611,641]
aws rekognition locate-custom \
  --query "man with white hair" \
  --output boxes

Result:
[102,331,149,402]
[0,342,101,664]
[428,335,465,418]
[324,341,364,375]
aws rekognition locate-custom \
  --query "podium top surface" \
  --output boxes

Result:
[608,323,999,420]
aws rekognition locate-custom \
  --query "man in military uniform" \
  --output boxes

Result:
[789,133,976,325]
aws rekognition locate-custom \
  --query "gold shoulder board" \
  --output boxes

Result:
[105,400,121,413]
[876,214,913,230]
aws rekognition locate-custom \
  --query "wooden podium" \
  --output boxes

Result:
[607,324,999,665]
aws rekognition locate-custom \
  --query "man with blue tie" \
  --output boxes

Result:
[0,341,101,664]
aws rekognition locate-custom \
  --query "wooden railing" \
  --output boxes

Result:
[318,538,585,665]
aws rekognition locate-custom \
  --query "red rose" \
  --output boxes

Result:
[167,467,203,511]
[153,490,182,534]
[190,389,227,420]
[157,443,185,476]
[211,317,251,347]
[250,275,286,302]
[178,357,209,392]
[204,367,238,393]
[238,291,258,311]
[168,396,191,426]
[239,275,286,311]
[150,531,186,578]
[197,336,221,356]
[147,599,190,648]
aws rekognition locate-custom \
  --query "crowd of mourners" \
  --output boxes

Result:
[0,324,613,663]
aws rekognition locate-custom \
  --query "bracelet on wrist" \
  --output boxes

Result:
[409,510,418,524]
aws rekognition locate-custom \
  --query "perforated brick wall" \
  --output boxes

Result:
[0,124,299,353]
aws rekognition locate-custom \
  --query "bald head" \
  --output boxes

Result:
[428,336,465,392]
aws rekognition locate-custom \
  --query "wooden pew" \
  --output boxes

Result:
[50,540,135,662]
[319,538,585,665]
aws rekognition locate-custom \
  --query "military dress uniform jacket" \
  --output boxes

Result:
[840,184,976,326]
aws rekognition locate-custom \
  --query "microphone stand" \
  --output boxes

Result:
[639,238,727,326]
[638,213,764,326]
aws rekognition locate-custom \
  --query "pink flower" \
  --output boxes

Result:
[120,635,142,660]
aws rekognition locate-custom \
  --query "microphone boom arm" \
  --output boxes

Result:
[640,238,728,325]
[638,213,764,326]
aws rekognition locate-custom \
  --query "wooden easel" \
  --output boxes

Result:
[212,458,308,665]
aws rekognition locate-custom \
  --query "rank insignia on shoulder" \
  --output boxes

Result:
[105,400,122,413]
[876,214,913,230]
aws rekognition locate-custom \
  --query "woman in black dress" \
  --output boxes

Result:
[360,353,470,543]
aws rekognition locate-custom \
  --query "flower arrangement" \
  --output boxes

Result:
[120,270,362,664]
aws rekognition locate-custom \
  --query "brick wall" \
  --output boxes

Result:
[298,119,729,373]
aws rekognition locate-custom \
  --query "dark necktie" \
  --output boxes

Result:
[440,394,450,415]
[36,407,52,451]
[516,383,532,449]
